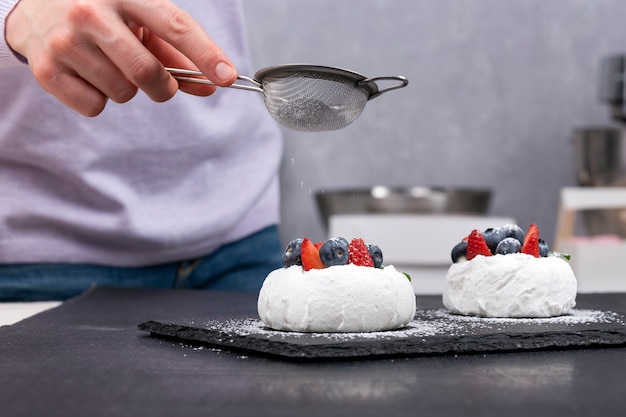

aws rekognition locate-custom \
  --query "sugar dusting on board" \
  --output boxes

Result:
[197,308,624,342]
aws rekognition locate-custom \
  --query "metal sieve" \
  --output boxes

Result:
[166,64,408,132]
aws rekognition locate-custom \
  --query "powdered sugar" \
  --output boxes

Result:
[429,308,622,326]
[210,317,442,340]
[199,308,624,342]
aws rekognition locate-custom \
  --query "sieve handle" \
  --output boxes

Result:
[165,67,263,93]
[361,76,409,100]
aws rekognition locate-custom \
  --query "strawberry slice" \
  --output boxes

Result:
[348,238,374,267]
[465,229,492,260]
[521,223,540,257]
[301,238,325,270]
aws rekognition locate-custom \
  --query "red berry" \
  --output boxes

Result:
[348,238,374,267]
[301,238,325,271]
[465,229,492,260]
[522,223,540,257]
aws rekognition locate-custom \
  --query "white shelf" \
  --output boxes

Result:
[555,187,626,293]
[555,187,626,250]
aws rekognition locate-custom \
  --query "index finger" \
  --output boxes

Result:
[120,0,238,86]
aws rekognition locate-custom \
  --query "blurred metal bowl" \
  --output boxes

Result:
[315,186,492,229]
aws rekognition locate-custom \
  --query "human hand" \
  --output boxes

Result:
[5,0,238,116]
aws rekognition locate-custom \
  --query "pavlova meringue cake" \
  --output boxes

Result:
[443,224,577,318]
[257,237,416,332]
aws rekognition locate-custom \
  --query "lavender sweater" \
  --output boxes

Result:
[0,0,283,266]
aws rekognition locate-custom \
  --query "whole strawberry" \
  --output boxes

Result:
[465,229,492,260]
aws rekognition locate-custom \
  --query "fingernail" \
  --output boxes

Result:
[215,62,236,82]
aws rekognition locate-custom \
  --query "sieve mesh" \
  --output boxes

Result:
[259,71,370,132]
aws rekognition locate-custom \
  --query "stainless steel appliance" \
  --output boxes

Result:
[572,55,626,237]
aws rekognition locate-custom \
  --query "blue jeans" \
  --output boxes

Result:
[0,225,283,301]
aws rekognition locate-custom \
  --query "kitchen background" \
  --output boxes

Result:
[242,0,626,247]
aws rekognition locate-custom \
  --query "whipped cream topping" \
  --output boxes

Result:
[443,254,577,318]
[257,264,416,332]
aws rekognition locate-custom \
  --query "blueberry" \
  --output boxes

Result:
[451,241,468,263]
[495,237,521,255]
[483,227,507,254]
[366,243,383,268]
[282,238,303,267]
[319,237,349,267]
[502,224,525,245]
[539,239,549,257]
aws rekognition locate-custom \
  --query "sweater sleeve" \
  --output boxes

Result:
[0,0,28,67]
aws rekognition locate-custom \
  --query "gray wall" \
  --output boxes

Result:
[242,0,626,247]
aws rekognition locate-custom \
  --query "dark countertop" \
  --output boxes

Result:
[1,287,625,417]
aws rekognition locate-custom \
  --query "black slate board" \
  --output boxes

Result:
[138,308,626,360]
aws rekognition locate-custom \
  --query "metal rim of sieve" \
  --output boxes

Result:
[254,64,408,100]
